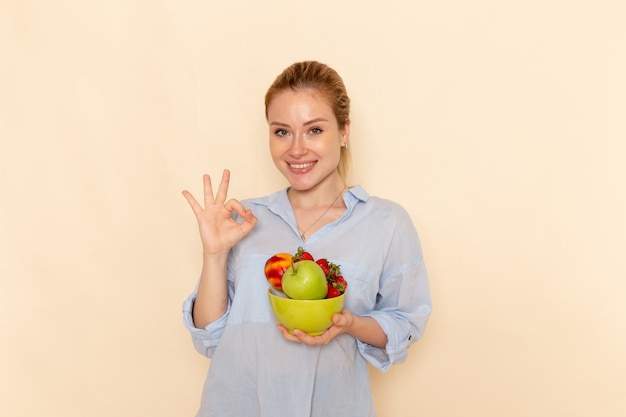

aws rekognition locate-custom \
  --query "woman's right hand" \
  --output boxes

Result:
[182,169,257,256]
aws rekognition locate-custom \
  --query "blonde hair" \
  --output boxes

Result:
[265,61,352,181]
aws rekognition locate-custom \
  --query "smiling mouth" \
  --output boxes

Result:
[289,162,316,169]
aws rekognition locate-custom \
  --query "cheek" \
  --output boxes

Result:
[317,141,342,164]
[269,142,288,169]
[269,139,284,158]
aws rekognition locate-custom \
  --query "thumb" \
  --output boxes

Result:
[241,210,258,232]
[332,312,349,327]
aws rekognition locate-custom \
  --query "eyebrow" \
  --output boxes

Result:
[270,117,329,127]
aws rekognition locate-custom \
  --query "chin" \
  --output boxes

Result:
[282,172,312,189]
[287,182,314,192]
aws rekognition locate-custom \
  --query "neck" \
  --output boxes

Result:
[290,183,348,241]
[288,181,347,210]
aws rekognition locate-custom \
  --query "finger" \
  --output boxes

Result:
[333,312,347,325]
[223,201,258,234]
[181,190,203,215]
[332,310,352,328]
[277,325,300,342]
[238,212,258,238]
[224,198,246,216]
[224,199,257,222]
[293,329,328,345]
[203,174,215,206]
[214,169,231,204]
[242,210,258,228]
[291,329,311,343]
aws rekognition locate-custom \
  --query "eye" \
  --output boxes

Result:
[274,128,289,137]
[309,127,323,135]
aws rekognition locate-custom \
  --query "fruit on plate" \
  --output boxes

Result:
[281,260,328,300]
[264,253,293,291]
[326,284,341,299]
[316,257,348,298]
[327,275,347,298]
[266,248,348,334]
[293,246,314,262]
[315,258,333,277]
[264,247,347,299]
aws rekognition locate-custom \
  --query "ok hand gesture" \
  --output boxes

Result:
[182,170,257,256]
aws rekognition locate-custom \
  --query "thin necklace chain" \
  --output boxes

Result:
[297,185,347,241]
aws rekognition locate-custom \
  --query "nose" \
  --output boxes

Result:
[288,134,307,158]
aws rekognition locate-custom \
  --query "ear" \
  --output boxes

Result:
[341,120,351,147]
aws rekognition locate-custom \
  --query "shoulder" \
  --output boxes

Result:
[349,186,412,221]
[242,188,287,207]
[238,189,291,218]
[237,189,294,229]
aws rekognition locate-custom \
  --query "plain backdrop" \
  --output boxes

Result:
[1,1,625,416]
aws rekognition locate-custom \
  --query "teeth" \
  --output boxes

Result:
[290,162,314,169]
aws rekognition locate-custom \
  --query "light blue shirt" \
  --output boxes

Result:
[183,186,432,417]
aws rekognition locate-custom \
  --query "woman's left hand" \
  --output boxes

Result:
[277,309,355,345]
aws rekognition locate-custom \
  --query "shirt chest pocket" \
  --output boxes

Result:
[230,253,269,289]
[337,261,381,315]
[229,253,274,324]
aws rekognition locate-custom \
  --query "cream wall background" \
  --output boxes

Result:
[1,1,625,416]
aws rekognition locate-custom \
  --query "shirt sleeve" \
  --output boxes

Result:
[182,291,230,358]
[358,260,431,371]
[356,209,432,371]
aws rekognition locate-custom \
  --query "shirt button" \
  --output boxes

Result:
[408,334,413,341]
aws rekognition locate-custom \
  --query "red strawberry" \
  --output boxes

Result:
[331,276,348,294]
[326,284,341,298]
[293,246,314,262]
[317,258,344,283]
[316,258,331,277]
[328,263,341,280]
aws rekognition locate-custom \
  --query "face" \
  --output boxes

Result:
[267,89,349,192]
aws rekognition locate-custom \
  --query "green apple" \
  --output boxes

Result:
[281,260,328,300]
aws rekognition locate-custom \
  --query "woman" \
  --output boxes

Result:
[182,61,432,416]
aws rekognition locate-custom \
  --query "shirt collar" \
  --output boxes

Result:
[253,185,369,217]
